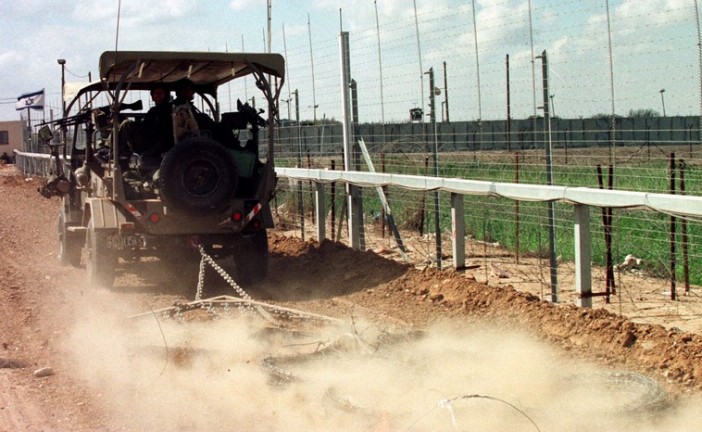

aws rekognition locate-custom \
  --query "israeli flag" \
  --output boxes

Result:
[16,89,45,110]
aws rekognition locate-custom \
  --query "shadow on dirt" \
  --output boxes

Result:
[107,235,409,302]
[112,258,200,297]
[114,257,247,299]
[260,237,410,302]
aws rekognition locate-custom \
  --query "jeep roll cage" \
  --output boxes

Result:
[63,51,285,163]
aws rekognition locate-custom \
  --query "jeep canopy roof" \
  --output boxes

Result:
[63,51,286,102]
[100,51,285,95]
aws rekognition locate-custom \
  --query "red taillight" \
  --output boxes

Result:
[186,235,200,249]
[148,213,161,223]
[232,212,243,221]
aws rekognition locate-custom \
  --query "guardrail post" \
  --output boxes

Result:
[348,185,362,249]
[314,181,326,241]
[451,193,466,269]
[574,204,592,307]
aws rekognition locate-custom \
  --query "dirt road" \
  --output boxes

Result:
[1,165,702,431]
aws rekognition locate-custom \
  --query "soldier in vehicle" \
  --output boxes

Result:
[123,83,174,199]
[138,82,174,165]
[173,78,215,140]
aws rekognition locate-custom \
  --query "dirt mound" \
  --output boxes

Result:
[266,235,409,300]
[388,269,702,390]
[265,236,702,392]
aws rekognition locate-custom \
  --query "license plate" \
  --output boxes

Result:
[107,234,147,249]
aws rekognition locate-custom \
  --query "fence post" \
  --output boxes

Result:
[314,181,326,242]
[330,160,336,241]
[574,204,592,308]
[538,49,558,302]
[339,30,361,250]
[451,193,465,270]
[679,159,690,294]
[669,152,677,300]
[426,66,442,269]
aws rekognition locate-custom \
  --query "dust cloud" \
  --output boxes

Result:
[64,289,702,432]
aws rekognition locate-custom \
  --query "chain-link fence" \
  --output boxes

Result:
[254,1,702,316]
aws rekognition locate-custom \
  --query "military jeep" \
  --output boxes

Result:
[39,51,285,288]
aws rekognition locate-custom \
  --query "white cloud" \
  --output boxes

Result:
[0,0,65,16]
[616,0,691,25]
[0,51,22,68]
[71,0,197,25]
[229,0,266,11]
[475,0,530,47]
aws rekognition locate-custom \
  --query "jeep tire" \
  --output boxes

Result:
[85,222,117,288]
[58,209,82,267]
[159,137,239,215]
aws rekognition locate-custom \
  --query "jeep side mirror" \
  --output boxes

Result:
[38,125,53,143]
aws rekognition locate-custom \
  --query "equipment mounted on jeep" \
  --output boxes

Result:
[38,51,285,288]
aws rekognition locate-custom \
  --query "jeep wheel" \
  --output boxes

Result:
[159,137,239,214]
[85,223,117,288]
[58,209,82,267]
[233,230,269,285]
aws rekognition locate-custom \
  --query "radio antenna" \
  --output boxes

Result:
[115,0,122,53]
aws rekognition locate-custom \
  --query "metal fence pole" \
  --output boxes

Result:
[426,67,442,268]
[538,50,558,303]
[340,30,361,250]
[574,205,592,307]
[451,193,465,269]
[294,89,305,241]
[314,182,326,241]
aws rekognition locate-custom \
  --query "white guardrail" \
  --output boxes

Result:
[276,167,702,218]
[14,150,701,307]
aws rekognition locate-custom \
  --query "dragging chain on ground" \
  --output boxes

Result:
[195,244,276,323]
[130,245,343,327]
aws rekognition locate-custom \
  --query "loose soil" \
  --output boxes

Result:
[1,163,702,431]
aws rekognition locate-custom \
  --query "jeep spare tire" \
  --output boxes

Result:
[159,137,239,214]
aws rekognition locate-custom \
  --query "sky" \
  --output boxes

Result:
[1,0,700,123]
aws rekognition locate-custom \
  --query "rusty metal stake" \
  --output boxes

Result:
[514,152,520,264]
[679,159,690,294]
[597,164,613,304]
[669,153,677,301]
[331,159,336,241]
[381,153,387,238]
[307,152,314,224]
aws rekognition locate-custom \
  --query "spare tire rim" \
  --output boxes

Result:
[182,159,221,197]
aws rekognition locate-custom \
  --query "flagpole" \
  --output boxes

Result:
[26,108,32,152]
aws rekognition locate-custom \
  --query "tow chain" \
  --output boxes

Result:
[195,244,278,324]
[137,244,344,326]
